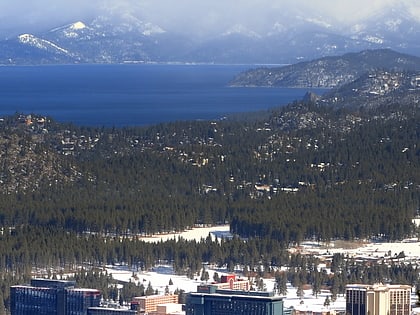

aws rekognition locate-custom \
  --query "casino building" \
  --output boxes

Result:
[10,278,101,315]
[345,284,411,315]
[185,275,283,315]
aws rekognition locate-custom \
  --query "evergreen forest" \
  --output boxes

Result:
[0,69,419,313]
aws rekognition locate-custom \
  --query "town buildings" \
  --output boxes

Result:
[345,284,411,315]
[186,275,283,315]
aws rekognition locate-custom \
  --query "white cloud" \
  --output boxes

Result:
[0,0,418,37]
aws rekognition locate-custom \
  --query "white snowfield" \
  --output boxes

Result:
[138,225,231,243]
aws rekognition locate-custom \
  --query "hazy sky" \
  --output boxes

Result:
[0,0,418,37]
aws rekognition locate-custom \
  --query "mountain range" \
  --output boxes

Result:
[229,49,420,88]
[1,5,420,65]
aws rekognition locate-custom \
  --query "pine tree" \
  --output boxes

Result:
[213,272,220,283]
[324,295,330,308]
[145,282,154,296]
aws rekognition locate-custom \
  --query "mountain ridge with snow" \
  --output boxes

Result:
[1,5,420,65]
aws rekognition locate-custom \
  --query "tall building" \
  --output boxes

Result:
[66,289,102,315]
[346,284,411,315]
[10,278,101,315]
[185,290,284,315]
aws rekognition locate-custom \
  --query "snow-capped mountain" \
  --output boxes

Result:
[0,5,419,65]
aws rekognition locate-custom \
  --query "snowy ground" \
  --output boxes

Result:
[138,225,231,243]
[300,238,420,259]
[106,225,420,312]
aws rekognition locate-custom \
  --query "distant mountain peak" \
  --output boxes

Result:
[70,21,87,31]
[91,14,165,36]
[49,21,88,33]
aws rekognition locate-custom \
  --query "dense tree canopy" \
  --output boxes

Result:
[0,88,419,312]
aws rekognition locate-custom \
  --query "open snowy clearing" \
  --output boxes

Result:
[138,225,231,243]
[107,226,420,311]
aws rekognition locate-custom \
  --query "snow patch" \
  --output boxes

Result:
[71,21,87,30]
[364,35,384,44]
[305,17,332,29]
[222,24,261,38]
[139,225,231,243]
[385,18,402,32]
[18,33,70,55]
[142,22,165,36]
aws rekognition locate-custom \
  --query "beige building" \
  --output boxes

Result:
[196,275,250,293]
[346,284,411,315]
[132,294,179,314]
[148,304,184,315]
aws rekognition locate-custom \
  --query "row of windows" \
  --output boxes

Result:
[346,291,366,304]
[210,300,268,315]
[11,288,101,315]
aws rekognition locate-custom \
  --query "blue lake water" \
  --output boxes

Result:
[0,64,318,127]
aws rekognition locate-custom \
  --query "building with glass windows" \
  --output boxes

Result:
[346,284,411,315]
[185,289,284,315]
[66,289,102,315]
[10,278,101,315]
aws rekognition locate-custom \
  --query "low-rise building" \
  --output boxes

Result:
[186,290,284,315]
[132,294,179,314]
[197,275,250,293]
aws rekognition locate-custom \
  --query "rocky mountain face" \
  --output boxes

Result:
[1,5,420,65]
[230,49,420,88]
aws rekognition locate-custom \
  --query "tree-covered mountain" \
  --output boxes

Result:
[230,49,420,88]
[1,67,420,312]
[1,68,419,243]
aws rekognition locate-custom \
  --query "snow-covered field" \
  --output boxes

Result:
[106,225,420,312]
[301,238,420,259]
[138,225,231,243]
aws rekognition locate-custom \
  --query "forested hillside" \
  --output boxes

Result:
[0,69,419,311]
[1,70,419,241]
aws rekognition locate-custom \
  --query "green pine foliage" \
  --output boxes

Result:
[0,85,420,312]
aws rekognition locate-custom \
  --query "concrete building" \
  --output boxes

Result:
[346,284,411,315]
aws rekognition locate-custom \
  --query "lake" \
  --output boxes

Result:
[0,64,317,127]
